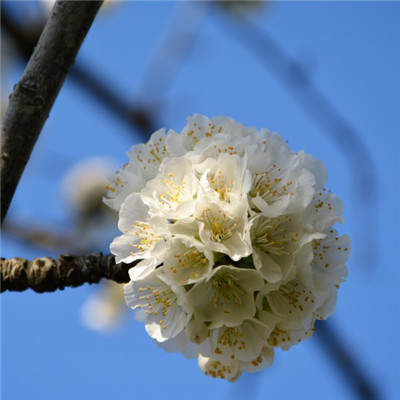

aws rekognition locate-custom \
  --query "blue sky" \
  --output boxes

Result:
[2,2,399,399]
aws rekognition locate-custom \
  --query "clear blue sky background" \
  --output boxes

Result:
[1,1,399,399]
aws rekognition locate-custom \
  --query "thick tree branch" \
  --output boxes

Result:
[1,0,103,224]
[1,253,135,293]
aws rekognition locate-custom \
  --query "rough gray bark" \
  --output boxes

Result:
[1,0,103,224]
[1,253,135,293]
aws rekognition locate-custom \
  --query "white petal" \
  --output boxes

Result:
[124,270,190,342]
[186,319,209,344]
[155,330,197,358]
[104,165,147,212]
[165,129,186,157]
[240,346,275,373]
[128,259,159,281]
[303,191,344,232]
[163,238,213,285]
[252,249,283,283]
[141,157,199,219]
[110,234,137,264]
[187,265,264,328]
[198,354,241,382]
[298,151,328,190]
[118,192,149,232]
[266,280,316,320]
[196,198,251,261]
[202,319,271,364]
[127,128,170,179]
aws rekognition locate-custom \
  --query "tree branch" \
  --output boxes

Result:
[139,1,212,101]
[1,253,135,293]
[315,320,380,400]
[1,4,156,139]
[224,13,376,202]
[3,219,78,253]
[1,0,103,224]
[223,12,379,270]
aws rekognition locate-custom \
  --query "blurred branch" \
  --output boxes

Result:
[316,320,380,400]
[225,14,376,200]
[1,3,155,138]
[224,13,379,269]
[68,64,156,135]
[1,253,134,293]
[139,1,212,104]
[1,0,103,224]
[223,14,381,399]
[3,220,77,253]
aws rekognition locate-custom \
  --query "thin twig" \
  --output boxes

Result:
[1,253,134,293]
[3,220,77,253]
[1,4,156,138]
[1,0,104,224]
[138,1,212,103]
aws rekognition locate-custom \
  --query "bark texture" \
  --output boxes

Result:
[1,253,135,293]
[1,0,103,223]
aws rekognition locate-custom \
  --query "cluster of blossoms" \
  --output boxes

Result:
[105,115,350,381]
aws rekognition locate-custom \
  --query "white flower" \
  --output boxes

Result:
[107,115,350,380]
[240,346,275,373]
[302,190,344,232]
[199,319,272,363]
[197,153,252,203]
[250,214,301,284]
[300,229,350,320]
[141,157,199,219]
[104,166,147,212]
[198,354,241,382]
[155,330,198,358]
[110,193,169,265]
[263,279,316,321]
[195,198,252,261]
[163,237,214,285]
[263,311,316,350]
[246,143,318,217]
[80,281,126,333]
[105,128,172,211]
[186,319,209,345]
[124,268,191,342]
[186,265,264,328]
[62,157,116,218]
[170,114,246,155]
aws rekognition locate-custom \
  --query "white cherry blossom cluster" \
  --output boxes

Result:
[106,114,350,381]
